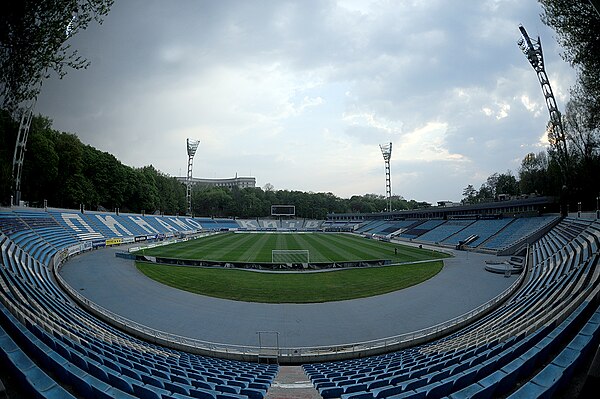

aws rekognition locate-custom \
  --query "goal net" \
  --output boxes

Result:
[271,249,310,264]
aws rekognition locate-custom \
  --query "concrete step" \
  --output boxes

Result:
[266,365,321,399]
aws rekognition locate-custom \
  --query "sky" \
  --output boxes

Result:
[36,0,577,204]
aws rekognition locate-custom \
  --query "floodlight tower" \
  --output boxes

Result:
[11,100,36,205]
[186,138,200,215]
[517,25,569,177]
[379,142,393,213]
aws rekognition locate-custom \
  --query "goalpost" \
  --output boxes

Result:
[271,249,310,264]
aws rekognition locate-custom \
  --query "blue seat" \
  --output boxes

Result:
[215,393,246,399]
[107,372,134,395]
[448,383,486,399]
[341,392,375,399]
[67,365,109,399]
[506,367,560,399]
[88,361,111,383]
[452,368,478,391]
[551,346,580,382]
[132,383,162,399]
[345,382,368,394]
[367,378,392,391]
[475,369,509,399]
[320,386,344,398]
[371,384,403,398]
[164,380,191,395]
[567,333,596,354]
[141,372,166,389]
[424,378,454,398]
[190,387,219,399]
[388,389,426,399]
[216,384,240,394]
[239,387,265,399]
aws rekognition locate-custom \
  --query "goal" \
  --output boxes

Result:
[271,249,310,264]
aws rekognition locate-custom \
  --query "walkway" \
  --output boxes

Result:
[60,245,517,348]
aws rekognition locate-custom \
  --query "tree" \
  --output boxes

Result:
[496,171,520,196]
[519,152,548,195]
[0,0,114,113]
[563,97,599,163]
[462,184,477,204]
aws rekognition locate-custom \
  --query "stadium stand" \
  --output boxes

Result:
[355,220,389,234]
[441,218,513,247]
[480,215,560,251]
[369,221,416,237]
[2,206,600,399]
[415,220,475,244]
[303,217,600,398]
[0,209,278,399]
[398,220,444,240]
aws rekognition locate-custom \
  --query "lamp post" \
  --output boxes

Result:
[186,138,200,216]
[578,201,582,218]
[379,143,393,214]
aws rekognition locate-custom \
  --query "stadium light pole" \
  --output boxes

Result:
[11,101,36,206]
[186,138,200,216]
[379,142,393,214]
[10,17,77,206]
[517,25,569,183]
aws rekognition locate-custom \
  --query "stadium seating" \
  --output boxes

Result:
[480,215,560,251]
[398,220,443,239]
[415,220,474,244]
[2,206,600,399]
[441,218,513,247]
[304,217,600,398]
[0,209,279,398]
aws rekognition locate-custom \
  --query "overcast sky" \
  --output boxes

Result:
[36,0,576,203]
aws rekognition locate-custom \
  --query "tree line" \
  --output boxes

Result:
[0,111,430,218]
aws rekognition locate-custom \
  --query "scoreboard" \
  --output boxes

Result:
[271,205,295,216]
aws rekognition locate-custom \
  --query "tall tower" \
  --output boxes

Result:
[517,25,569,177]
[379,142,392,213]
[186,138,200,215]
[11,102,36,205]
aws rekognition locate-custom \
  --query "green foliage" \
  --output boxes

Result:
[136,233,447,303]
[190,186,422,219]
[0,112,431,215]
[0,114,187,213]
[137,260,444,303]
[0,109,18,201]
[0,0,114,113]
[461,171,520,204]
[140,232,450,263]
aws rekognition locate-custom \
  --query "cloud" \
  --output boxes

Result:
[35,0,577,203]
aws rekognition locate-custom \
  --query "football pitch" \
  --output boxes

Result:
[138,232,450,263]
[136,233,450,303]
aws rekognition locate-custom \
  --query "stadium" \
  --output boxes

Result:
[2,2,600,399]
[1,200,600,399]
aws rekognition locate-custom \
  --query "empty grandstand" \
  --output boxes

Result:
[1,205,600,398]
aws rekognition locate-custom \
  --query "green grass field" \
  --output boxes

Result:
[136,233,449,303]
[136,261,444,303]
[139,232,450,263]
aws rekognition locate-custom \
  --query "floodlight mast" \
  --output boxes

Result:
[380,142,393,213]
[517,25,569,179]
[186,138,200,215]
[11,100,36,205]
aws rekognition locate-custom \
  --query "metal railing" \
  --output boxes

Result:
[54,251,525,363]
